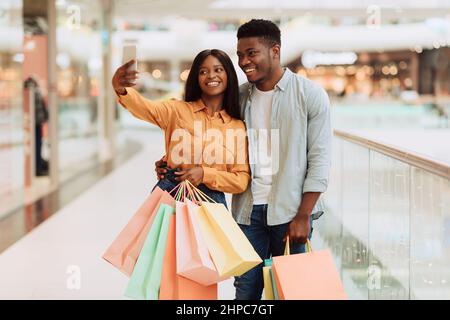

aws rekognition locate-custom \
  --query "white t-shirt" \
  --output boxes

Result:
[250,87,274,205]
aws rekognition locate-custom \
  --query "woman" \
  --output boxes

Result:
[112,49,250,206]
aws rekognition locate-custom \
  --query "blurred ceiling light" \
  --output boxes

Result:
[335,66,346,77]
[57,53,71,69]
[389,65,398,75]
[346,66,356,75]
[180,69,190,81]
[13,53,24,63]
[301,50,357,69]
[433,42,440,49]
[399,61,407,70]
[404,78,413,87]
[382,66,390,75]
[356,69,366,81]
[414,46,423,53]
[362,65,374,75]
[152,69,162,79]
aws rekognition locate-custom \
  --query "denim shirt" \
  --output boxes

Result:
[231,68,332,226]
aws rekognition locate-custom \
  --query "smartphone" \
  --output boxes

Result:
[122,45,137,71]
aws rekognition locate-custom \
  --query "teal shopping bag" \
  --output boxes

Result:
[124,204,174,300]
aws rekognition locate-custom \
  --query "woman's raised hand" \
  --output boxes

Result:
[112,60,139,95]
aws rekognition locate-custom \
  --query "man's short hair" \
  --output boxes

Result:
[237,19,281,47]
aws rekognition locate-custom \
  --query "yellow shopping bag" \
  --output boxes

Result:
[195,201,261,278]
[180,181,261,279]
[263,259,280,300]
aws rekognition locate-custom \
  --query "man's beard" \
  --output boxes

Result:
[250,64,272,85]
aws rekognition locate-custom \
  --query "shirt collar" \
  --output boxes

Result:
[247,67,293,95]
[192,99,231,123]
[275,67,293,91]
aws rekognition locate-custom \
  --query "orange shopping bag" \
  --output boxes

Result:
[102,187,175,276]
[160,213,217,300]
[272,240,347,300]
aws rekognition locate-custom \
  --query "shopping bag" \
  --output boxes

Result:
[160,213,218,300]
[196,201,262,278]
[176,199,222,285]
[102,187,164,275]
[121,192,175,276]
[103,189,176,276]
[124,204,174,300]
[263,259,280,300]
[272,240,347,300]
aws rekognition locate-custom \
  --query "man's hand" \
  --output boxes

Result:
[284,214,310,244]
[174,167,204,186]
[284,192,321,244]
[112,60,138,95]
[155,158,167,180]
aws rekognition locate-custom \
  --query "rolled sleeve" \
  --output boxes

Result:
[116,87,175,130]
[302,87,332,194]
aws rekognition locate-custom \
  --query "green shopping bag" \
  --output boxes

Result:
[263,259,280,300]
[124,204,175,300]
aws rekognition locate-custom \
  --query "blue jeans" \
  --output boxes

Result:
[234,204,313,300]
[152,178,228,208]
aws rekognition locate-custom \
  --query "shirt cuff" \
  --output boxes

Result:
[115,88,132,104]
[302,178,328,193]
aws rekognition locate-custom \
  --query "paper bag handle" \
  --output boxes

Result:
[284,236,313,255]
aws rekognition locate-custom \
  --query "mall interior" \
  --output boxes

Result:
[0,0,449,300]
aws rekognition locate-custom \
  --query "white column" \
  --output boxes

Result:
[47,0,58,186]
[98,0,114,161]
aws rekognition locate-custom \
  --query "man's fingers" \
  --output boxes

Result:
[174,170,186,175]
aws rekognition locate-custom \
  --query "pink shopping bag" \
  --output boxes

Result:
[176,199,222,286]
[102,187,175,276]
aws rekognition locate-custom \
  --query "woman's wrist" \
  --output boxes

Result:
[115,87,127,96]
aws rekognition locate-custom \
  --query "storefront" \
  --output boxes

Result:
[287,50,420,100]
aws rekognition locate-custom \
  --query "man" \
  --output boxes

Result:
[157,19,332,300]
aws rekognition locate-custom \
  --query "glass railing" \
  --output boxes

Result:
[314,130,450,299]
